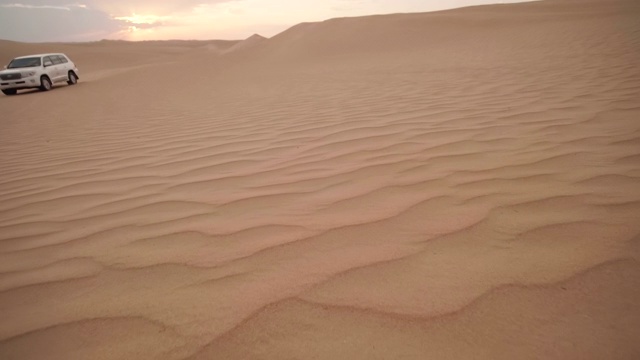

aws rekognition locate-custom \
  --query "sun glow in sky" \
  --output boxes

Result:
[114,14,171,25]
[0,0,533,42]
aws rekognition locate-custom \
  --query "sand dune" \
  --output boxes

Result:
[1,0,639,358]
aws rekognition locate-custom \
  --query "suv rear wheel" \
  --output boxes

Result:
[40,76,52,91]
[2,89,17,96]
[67,71,78,85]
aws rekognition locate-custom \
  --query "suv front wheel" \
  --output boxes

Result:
[40,76,52,91]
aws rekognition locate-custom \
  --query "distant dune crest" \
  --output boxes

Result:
[220,33,268,55]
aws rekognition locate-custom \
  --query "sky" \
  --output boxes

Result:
[0,0,531,42]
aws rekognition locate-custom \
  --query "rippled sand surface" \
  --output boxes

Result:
[1,0,639,359]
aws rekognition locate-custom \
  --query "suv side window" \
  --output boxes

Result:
[43,56,53,66]
[51,56,63,65]
[58,55,69,64]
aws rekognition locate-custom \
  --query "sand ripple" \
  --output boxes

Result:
[1,0,639,358]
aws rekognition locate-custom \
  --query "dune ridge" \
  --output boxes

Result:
[1,0,639,358]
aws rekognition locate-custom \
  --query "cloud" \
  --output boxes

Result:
[0,0,237,16]
[0,3,124,42]
[0,0,239,41]
[0,3,84,11]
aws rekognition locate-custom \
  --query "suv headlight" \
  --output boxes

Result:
[21,71,36,77]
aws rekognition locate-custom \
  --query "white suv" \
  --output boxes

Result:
[0,53,79,96]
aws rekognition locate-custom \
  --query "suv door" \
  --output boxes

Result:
[56,55,72,81]
[42,56,59,82]
[50,55,65,82]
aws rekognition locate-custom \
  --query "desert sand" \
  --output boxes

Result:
[0,0,639,358]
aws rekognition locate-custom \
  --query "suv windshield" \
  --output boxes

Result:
[7,57,42,69]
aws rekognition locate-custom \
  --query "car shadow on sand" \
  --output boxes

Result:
[1,82,82,98]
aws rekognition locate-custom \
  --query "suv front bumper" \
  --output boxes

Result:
[0,75,39,90]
